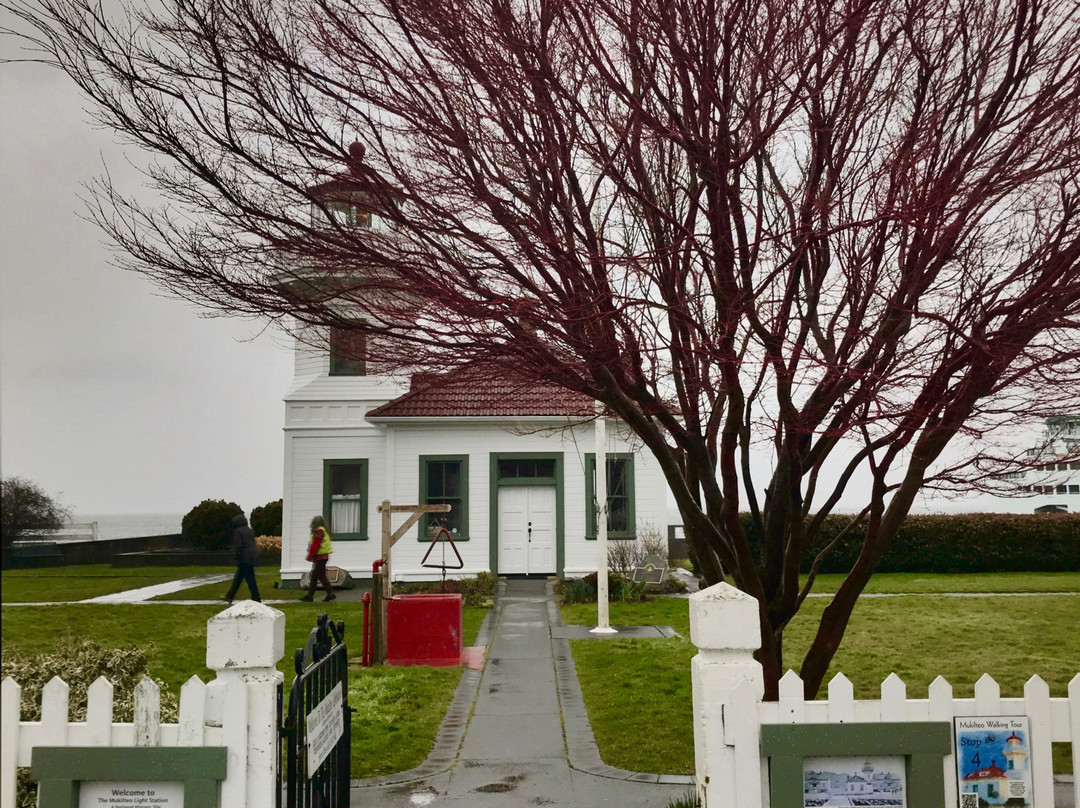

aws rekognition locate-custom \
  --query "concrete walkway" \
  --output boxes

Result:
[350,578,694,807]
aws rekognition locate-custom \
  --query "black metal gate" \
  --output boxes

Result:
[282,613,352,808]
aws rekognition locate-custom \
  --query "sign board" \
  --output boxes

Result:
[306,681,344,775]
[631,554,669,588]
[79,782,184,808]
[803,756,906,808]
[954,716,1033,808]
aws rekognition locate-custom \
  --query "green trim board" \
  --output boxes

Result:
[488,452,565,575]
[418,455,469,541]
[30,746,227,808]
[323,458,369,540]
[584,453,636,539]
[760,722,952,808]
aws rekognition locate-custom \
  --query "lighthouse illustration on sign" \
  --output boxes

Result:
[954,716,1033,808]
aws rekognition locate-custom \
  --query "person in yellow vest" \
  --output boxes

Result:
[300,515,335,601]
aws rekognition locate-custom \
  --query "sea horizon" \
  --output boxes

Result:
[70,512,185,541]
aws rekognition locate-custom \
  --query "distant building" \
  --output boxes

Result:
[1010,415,1080,512]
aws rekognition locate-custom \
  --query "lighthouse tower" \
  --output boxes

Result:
[1003,732,1028,773]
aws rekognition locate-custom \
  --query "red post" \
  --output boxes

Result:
[361,592,372,667]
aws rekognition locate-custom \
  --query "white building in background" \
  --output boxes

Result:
[1011,414,1080,512]
[278,151,667,587]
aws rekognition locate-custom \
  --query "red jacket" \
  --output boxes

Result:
[306,527,332,562]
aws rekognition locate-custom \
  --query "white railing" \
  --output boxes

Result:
[0,601,285,808]
[690,583,1080,808]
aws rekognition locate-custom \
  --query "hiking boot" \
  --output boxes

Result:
[299,594,314,602]
[323,593,336,602]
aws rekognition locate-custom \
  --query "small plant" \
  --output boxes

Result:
[255,535,282,553]
[556,577,597,604]
[393,572,497,606]
[181,499,243,550]
[666,788,701,808]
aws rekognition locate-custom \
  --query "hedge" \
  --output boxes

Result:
[736,512,1080,574]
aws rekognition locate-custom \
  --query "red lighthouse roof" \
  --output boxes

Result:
[963,763,1008,781]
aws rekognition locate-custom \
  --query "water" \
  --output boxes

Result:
[72,513,184,541]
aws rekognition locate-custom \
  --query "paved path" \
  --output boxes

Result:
[350,578,694,807]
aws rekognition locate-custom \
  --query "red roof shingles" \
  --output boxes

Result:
[366,373,596,418]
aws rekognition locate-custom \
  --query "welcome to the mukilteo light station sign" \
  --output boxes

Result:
[305,681,344,775]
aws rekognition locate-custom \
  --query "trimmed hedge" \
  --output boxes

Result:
[745,512,1080,574]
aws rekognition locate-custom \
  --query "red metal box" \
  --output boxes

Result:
[385,593,463,666]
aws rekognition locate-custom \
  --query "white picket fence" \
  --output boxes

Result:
[0,601,285,808]
[691,583,1080,808]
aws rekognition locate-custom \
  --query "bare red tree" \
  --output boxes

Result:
[6,0,1080,696]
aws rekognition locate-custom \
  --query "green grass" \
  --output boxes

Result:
[1,565,235,603]
[563,586,1079,776]
[2,595,491,778]
[148,568,302,601]
[800,571,1080,595]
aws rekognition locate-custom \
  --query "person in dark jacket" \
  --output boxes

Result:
[224,513,261,603]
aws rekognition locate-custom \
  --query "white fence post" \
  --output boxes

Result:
[690,582,765,808]
[206,600,285,808]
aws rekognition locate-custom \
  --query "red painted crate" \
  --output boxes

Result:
[385,593,463,666]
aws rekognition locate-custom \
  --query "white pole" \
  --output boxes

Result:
[591,411,617,634]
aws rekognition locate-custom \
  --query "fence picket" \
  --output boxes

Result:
[39,677,70,748]
[827,673,854,724]
[134,677,161,747]
[880,673,907,721]
[219,676,249,807]
[778,670,805,723]
[928,676,957,808]
[1,678,21,808]
[1070,675,1080,808]
[975,673,1002,715]
[85,677,114,746]
[1024,676,1054,808]
[178,676,206,746]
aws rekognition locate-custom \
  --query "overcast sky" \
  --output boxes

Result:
[1,42,294,517]
[1,19,1043,520]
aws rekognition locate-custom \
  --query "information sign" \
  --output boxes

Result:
[78,782,184,808]
[954,716,1033,808]
[306,681,344,775]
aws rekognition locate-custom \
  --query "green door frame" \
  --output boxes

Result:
[488,452,565,576]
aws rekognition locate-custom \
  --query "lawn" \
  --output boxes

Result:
[1,565,235,603]
[562,573,1079,776]
[2,579,492,779]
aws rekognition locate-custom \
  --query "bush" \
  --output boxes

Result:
[394,571,497,606]
[2,637,179,808]
[558,572,651,604]
[731,512,1080,574]
[1,476,70,549]
[181,499,243,551]
[250,499,283,536]
[255,535,282,553]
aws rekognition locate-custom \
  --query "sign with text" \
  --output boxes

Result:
[954,716,1033,808]
[306,681,344,775]
[79,782,184,808]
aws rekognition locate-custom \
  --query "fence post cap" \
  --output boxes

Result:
[689,582,761,651]
[206,601,285,670]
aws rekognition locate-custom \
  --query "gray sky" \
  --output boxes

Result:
[1,46,293,516]
[1,20,1043,520]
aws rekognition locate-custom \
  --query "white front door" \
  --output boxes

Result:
[498,486,557,575]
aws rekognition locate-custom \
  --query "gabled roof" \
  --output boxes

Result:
[366,371,596,418]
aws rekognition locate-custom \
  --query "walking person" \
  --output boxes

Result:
[224,513,261,603]
[301,515,335,602]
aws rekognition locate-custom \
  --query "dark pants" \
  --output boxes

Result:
[226,562,261,602]
[308,558,333,596]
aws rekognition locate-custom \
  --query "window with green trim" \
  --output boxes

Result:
[420,456,468,540]
[323,459,368,539]
[329,327,367,376]
[585,454,635,539]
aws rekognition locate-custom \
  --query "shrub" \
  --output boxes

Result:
[2,637,179,808]
[250,499,283,536]
[255,535,282,553]
[1,476,70,549]
[394,572,497,606]
[181,499,243,550]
